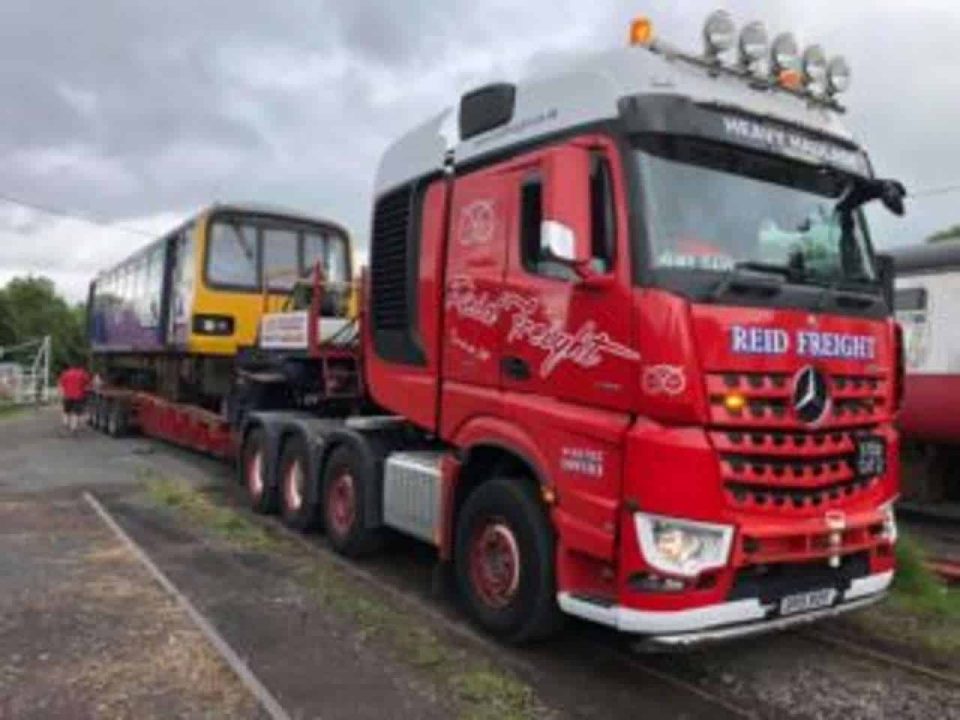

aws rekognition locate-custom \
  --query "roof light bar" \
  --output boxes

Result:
[703,10,736,59]
[738,21,769,72]
[635,10,850,109]
[826,56,851,95]
[802,44,828,90]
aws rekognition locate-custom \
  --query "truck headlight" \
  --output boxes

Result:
[880,501,897,543]
[635,513,734,578]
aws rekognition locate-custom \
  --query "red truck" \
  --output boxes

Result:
[92,12,906,647]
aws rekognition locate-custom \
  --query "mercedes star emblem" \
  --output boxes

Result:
[792,365,830,424]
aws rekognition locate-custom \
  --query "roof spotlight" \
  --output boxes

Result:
[802,44,828,90]
[703,10,736,59]
[770,32,801,74]
[738,21,769,70]
[826,55,851,95]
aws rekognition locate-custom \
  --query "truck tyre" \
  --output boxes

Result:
[321,444,382,557]
[93,398,107,431]
[106,401,126,438]
[454,477,562,643]
[242,428,277,514]
[278,435,318,531]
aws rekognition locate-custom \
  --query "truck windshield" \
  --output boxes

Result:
[636,137,877,286]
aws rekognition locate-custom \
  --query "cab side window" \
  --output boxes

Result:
[519,173,577,281]
[589,154,616,274]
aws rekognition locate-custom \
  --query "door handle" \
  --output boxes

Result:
[502,356,531,381]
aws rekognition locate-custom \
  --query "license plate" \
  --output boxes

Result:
[780,588,836,616]
[854,436,886,478]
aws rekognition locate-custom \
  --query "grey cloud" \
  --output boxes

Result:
[0,0,958,303]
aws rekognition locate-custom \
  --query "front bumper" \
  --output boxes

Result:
[558,569,892,647]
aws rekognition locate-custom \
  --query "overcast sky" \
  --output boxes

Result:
[1,0,958,301]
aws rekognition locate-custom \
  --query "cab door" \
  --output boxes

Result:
[441,165,512,390]
[500,137,637,411]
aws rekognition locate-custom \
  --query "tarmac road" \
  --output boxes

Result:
[2,407,959,719]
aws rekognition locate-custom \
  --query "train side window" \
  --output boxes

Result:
[895,287,927,311]
[589,154,616,273]
[208,221,258,289]
[520,173,577,281]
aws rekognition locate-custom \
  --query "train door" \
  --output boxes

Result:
[166,226,195,347]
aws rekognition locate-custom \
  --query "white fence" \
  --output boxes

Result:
[0,336,51,406]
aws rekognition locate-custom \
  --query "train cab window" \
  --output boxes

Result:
[303,232,349,283]
[589,154,616,273]
[895,287,927,311]
[520,174,577,281]
[208,221,258,288]
[262,227,299,291]
[303,231,350,316]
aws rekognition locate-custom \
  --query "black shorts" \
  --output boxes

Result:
[63,398,85,415]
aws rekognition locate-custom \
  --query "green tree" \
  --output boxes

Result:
[0,276,87,372]
[926,224,960,244]
[0,292,15,346]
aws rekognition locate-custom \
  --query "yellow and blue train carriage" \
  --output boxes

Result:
[88,203,351,406]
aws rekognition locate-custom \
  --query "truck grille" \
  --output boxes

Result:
[706,371,888,512]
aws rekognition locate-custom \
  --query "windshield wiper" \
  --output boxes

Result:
[709,261,787,302]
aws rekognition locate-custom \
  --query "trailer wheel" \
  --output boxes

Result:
[93,398,107,431]
[454,477,561,643]
[321,444,381,557]
[242,428,277,514]
[106,401,127,438]
[279,436,318,531]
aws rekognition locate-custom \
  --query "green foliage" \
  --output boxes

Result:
[926,224,960,244]
[891,534,960,618]
[0,275,87,372]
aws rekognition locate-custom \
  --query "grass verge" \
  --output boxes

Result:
[145,474,280,551]
[845,531,960,665]
[142,473,542,719]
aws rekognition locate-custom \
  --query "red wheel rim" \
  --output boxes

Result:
[284,459,304,512]
[246,449,264,499]
[469,519,520,609]
[327,469,355,537]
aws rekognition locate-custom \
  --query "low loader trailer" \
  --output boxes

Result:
[90,11,906,647]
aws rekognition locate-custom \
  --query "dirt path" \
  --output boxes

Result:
[0,494,262,719]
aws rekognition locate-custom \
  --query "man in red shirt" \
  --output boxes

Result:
[58,365,91,435]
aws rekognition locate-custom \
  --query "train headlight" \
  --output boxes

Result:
[703,10,736,59]
[827,55,851,95]
[738,21,769,71]
[802,44,828,91]
[635,513,734,578]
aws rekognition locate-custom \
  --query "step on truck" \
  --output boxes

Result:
[100,11,909,647]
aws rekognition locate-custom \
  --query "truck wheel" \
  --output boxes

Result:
[93,398,107,431]
[454,477,561,643]
[242,428,277,514]
[279,436,318,531]
[321,444,381,557]
[106,402,127,438]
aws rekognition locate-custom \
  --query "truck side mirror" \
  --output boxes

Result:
[875,253,895,310]
[541,220,576,263]
[543,146,593,266]
[881,180,906,217]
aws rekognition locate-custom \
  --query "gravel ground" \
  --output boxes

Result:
[0,494,261,719]
[3,407,960,719]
